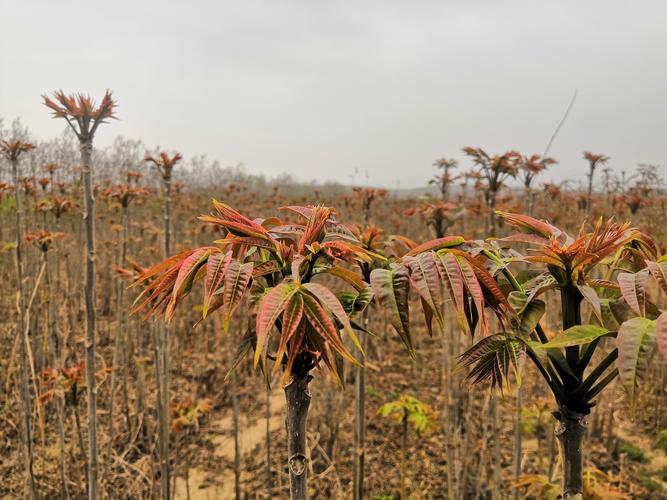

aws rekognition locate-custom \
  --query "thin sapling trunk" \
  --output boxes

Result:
[284,367,313,500]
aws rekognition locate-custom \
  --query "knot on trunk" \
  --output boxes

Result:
[284,374,314,399]
[553,406,588,434]
[288,453,307,476]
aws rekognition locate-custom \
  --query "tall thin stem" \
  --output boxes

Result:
[80,139,99,500]
[12,156,38,499]
[285,367,312,500]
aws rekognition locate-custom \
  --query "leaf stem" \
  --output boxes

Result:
[585,368,618,402]
[525,348,564,402]
[575,348,618,398]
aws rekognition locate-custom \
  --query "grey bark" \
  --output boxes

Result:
[284,370,313,500]
[265,386,273,500]
[554,407,587,500]
[109,201,129,443]
[231,370,241,500]
[157,174,173,499]
[12,157,38,499]
[80,140,99,500]
[352,312,368,500]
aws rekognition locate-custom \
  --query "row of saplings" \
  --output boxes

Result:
[133,200,667,499]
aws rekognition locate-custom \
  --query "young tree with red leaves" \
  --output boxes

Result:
[144,151,182,499]
[43,90,117,500]
[583,152,610,214]
[103,183,149,444]
[463,147,520,236]
[133,202,371,499]
[373,211,666,498]
[429,157,459,201]
[1,138,37,498]
[518,154,557,215]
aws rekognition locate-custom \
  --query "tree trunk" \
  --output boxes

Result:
[513,386,523,500]
[157,175,173,500]
[80,139,99,500]
[109,202,129,444]
[164,176,172,256]
[231,370,241,500]
[400,410,407,500]
[487,191,497,237]
[554,407,587,500]
[265,385,273,500]
[12,158,37,499]
[352,312,368,500]
[586,166,594,214]
[284,370,312,500]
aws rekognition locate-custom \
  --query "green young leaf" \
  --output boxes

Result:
[202,252,231,318]
[254,282,298,367]
[618,269,649,318]
[370,266,414,358]
[520,300,546,338]
[405,253,444,332]
[616,316,657,408]
[272,292,304,376]
[508,291,545,338]
[647,261,667,296]
[455,254,488,334]
[166,248,211,320]
[225,326,256,382]
[338,286,374,316]
[657,312,667,364]
[317,265,366,292]
[302,282,363,354]
[222,259,253,332]
[539,324,609,349]
[437,252,468,334]
[599,298,622,331]
[404,235,465,256]
[459,334,525,391]
[301,292,356,363]
[577,284,603,325]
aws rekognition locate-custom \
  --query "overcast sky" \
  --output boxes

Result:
[1,1,665,188]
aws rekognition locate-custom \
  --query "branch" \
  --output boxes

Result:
[585,368,618,402]
[575,348,618,398]
[526,347,564,402]
[542,89,577,158]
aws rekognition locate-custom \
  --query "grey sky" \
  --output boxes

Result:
[1,0,665,188]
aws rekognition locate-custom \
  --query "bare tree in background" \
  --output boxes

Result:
[43,90,117,500]
[1,138,37,499]
[144,151,183,500]
[518,154,557,216]
[583,152,610,214]
[429,158,458,201]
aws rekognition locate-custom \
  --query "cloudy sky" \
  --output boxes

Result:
[1,0,665,188]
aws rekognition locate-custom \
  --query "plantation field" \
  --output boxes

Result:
[1,121,666,500]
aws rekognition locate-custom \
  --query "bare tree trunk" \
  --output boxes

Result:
[400,410,407,500]
[153,325,170,500]
[265,385,273,500]
[554,407,587,500]
[586,166,594,214]
[12,157,38,499]
[109,202,129,444]
[80,140,99,500]
[156,176,173,499]
[284,369,312,500]
[513,387,523,500]
[441,319,456,500]
[230,370,241,500]
[352,311,369,500]
[491,397,501,498]
[487,191,497,237]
